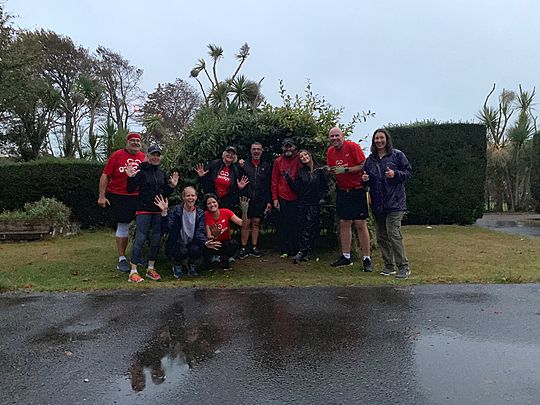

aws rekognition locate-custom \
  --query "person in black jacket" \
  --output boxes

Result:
[285,149,328,264]
[125,144,178,283]
[238,142,272,259]
[194,146,249,210]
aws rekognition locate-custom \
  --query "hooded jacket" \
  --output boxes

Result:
[127,162,174,213]
[363,148,412,216]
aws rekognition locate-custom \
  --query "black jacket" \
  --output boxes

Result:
[285,166,328,206]
[240,160,272,204]
[127,162,174,213]
[199,159,240,201]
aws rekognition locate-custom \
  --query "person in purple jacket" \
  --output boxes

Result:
[362,128,412,279]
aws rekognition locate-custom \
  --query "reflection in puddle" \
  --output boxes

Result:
[127,303,222,393]
[414,330,540,404]
[475,216,540,237]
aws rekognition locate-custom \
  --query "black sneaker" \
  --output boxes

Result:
[238,247,249,259]
[331,255,353,267]
[187,264,199,277]
[380,267,397,276]
[221,257,232,271]
[117,258,130,273]
[292,253,303,264]
[250,246,263,257]
[363,257,373,272]
[395,266,411,279]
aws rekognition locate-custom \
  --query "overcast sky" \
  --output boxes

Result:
[7,0,540,143]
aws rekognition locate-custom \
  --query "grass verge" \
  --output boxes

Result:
[1,225,539,292]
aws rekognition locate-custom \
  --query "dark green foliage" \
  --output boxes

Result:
[532,132,540,211]
[389,123,486,225]
[0,158,109,228]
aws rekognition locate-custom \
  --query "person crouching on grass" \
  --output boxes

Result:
[203,194,249,271]
[154,187,221,279]
[125,144,179,283]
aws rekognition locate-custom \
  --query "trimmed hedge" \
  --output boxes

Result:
[389,123,486,225]
[532,132,540,211]
[0,159,110,228]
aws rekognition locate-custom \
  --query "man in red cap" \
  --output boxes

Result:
[98,132,146,273]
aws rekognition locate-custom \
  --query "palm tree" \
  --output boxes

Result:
[189,43,263,113]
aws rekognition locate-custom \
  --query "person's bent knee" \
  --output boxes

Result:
[116,222,130,238]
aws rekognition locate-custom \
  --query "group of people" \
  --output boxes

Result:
[97,126,412,283]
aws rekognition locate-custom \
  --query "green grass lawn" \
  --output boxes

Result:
[1,225,539,292]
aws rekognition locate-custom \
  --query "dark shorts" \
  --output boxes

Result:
[247,199,268,219]
[107,192,137,224]
[336,188,369,220]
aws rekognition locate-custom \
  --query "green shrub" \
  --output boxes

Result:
[389,123,486,225]
[0,197,71,226]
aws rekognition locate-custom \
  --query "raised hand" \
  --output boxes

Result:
[125,164,140,177]
[238,159,245,167]
[169,171,179,187]
[209,223,224,239]
[194,163,208,177]
[237,175,249,189]
[154,194,169,213]
[239,196,250,215]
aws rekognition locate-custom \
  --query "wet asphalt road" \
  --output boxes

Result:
[1,285,540,405]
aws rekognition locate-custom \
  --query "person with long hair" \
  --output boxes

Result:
[363,128,412,279]
[203,193,249,271]
[285,149,328,264]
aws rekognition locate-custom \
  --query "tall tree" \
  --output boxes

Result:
[142,79,201,140]
[95,47,144,131]
[36,30,92,157]
[478,84,537,211]
[0,31,60,160]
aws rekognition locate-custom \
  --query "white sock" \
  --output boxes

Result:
[343,253,351,259]
[363,256,371,261]
[119,256,127,262]
[130,270,138,275]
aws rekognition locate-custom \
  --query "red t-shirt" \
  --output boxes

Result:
[103,149,146,195]
[205,208,235,241]
[326,140,366,190]
[214,165,232,198]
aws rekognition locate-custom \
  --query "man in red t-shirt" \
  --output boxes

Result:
[98,132,146,273]
[326,127,372,272]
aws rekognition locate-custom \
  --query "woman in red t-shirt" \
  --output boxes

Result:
[203,194,249,270]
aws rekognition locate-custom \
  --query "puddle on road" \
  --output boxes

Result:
[414,330,540,403]
[475,217,540,237]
